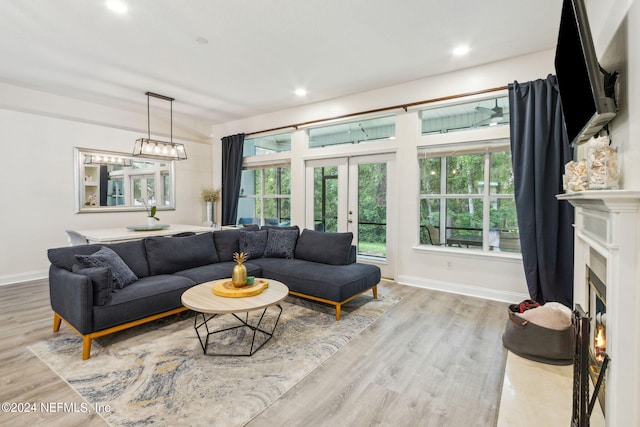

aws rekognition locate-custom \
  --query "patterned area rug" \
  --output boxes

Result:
[30,293,399,426]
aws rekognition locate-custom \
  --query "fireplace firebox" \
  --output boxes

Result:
[572,303,609,427]
[588,268,607,413]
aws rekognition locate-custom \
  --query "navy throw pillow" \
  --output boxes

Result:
[75,246,138,290]
[213,229,240,262]
[264,227,299,259]
[144,232,218,275]
[238,229,268,259]
[294,229,353,265]
[72,264,114,306]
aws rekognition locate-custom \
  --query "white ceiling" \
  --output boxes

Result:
[0,0,562,126]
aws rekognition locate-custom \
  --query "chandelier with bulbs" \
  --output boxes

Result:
[132,92,187,161]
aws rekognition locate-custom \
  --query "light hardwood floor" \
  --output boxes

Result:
[0,279,507,426]
[0,280,107,426]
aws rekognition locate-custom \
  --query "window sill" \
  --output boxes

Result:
[412,244,522,262]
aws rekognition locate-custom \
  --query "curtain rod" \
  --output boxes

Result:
[245,85,508,137]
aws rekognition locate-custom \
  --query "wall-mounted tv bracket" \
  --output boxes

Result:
[598,65,618,142]
[599,65,619,103]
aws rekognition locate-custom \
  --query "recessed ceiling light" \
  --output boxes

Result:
[452,45,470,56]
[106,0,128,14]
[294,88,307,97]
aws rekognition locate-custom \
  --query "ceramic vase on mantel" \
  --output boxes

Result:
[147,217,157,227]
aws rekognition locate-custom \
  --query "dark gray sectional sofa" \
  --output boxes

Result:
[47,226,381,359]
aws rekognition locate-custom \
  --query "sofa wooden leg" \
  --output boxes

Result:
[372,285,378,300]
[335,304,341,321]
[53,312,62,332]
[82,336,92,360]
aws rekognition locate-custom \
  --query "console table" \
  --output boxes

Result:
[75,223,214,244]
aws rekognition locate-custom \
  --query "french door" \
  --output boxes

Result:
[305,153,396,278]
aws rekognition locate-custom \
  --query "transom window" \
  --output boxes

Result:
[418,139,520,253]
[243,133,291,157]
[421,95,509,134]
[309,115,395,148]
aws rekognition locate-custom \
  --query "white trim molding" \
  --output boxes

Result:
[396,274,529,304]
[558,190,640,427]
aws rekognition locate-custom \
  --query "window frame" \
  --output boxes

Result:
[243,132,291,157]
[238,161,291,226]
[418,136,520,256]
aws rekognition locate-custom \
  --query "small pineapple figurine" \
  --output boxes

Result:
[232,252,248,287]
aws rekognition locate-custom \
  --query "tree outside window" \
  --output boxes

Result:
[238,165,290,226]
[419,144,520,253]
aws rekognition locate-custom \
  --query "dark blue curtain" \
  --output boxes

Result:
[509,75,574,307]
[221,133,245,225]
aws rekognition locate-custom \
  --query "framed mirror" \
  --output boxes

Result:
[74,147,176,213]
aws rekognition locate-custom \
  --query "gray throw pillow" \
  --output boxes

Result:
[72,264,114,306]
[213,229,240,262]
[294,229,354,265]
[144,232,218,275]
[75,246,138,290]
[264,227,299,259]
[238,229,268,259]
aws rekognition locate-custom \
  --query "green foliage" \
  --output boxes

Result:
[201,187,220,202]
[242,166,291,223]
[148,205,159,221]
[446,153,484,194]
[418,149,519,247]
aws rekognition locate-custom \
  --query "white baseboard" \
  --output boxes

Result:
[0,270,48,286]
[395,274,529,304]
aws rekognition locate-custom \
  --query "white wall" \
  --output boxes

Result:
[0,90,213,285]
[212,50,559,303]
[587,1,640,425]
[580,0,640,190]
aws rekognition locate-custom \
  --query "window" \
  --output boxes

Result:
[237,165,291,226]
[243,133,291,156]
[309,115,395,148]
[421,96,509,134]
[418,139,520,253]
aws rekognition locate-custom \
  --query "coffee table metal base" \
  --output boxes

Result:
[192,304,283,356]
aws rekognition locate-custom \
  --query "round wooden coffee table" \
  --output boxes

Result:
[181,278,289,356]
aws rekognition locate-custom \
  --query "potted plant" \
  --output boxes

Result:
[139,198,160,226]
[201,187,220,227]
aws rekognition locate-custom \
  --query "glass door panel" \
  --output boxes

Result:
[353,162,387,258]
[132,174,155,205]
[306,154,395,278]
[313,165,339,232]
[305,158,348,232]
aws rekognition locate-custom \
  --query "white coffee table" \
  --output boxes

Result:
[181,278,289,356]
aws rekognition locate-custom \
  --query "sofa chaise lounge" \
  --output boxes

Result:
[47,227,381,359]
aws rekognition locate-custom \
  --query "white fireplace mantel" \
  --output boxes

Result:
[557,190,640,426]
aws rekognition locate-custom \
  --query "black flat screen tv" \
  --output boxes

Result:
[554,0,616,146]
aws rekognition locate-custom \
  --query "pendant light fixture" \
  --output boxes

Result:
[84,153,132,166]
[133,91,187,160]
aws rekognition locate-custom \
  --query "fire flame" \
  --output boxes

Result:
[595,324,606,362]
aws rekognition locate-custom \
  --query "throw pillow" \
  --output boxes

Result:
[144,232,218,275]
[72,264,114,306]
[238,229,268,259]
[75,246,138,290]
[264,227,299,259]
[213,229,240,262]
[294,229,354,265]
